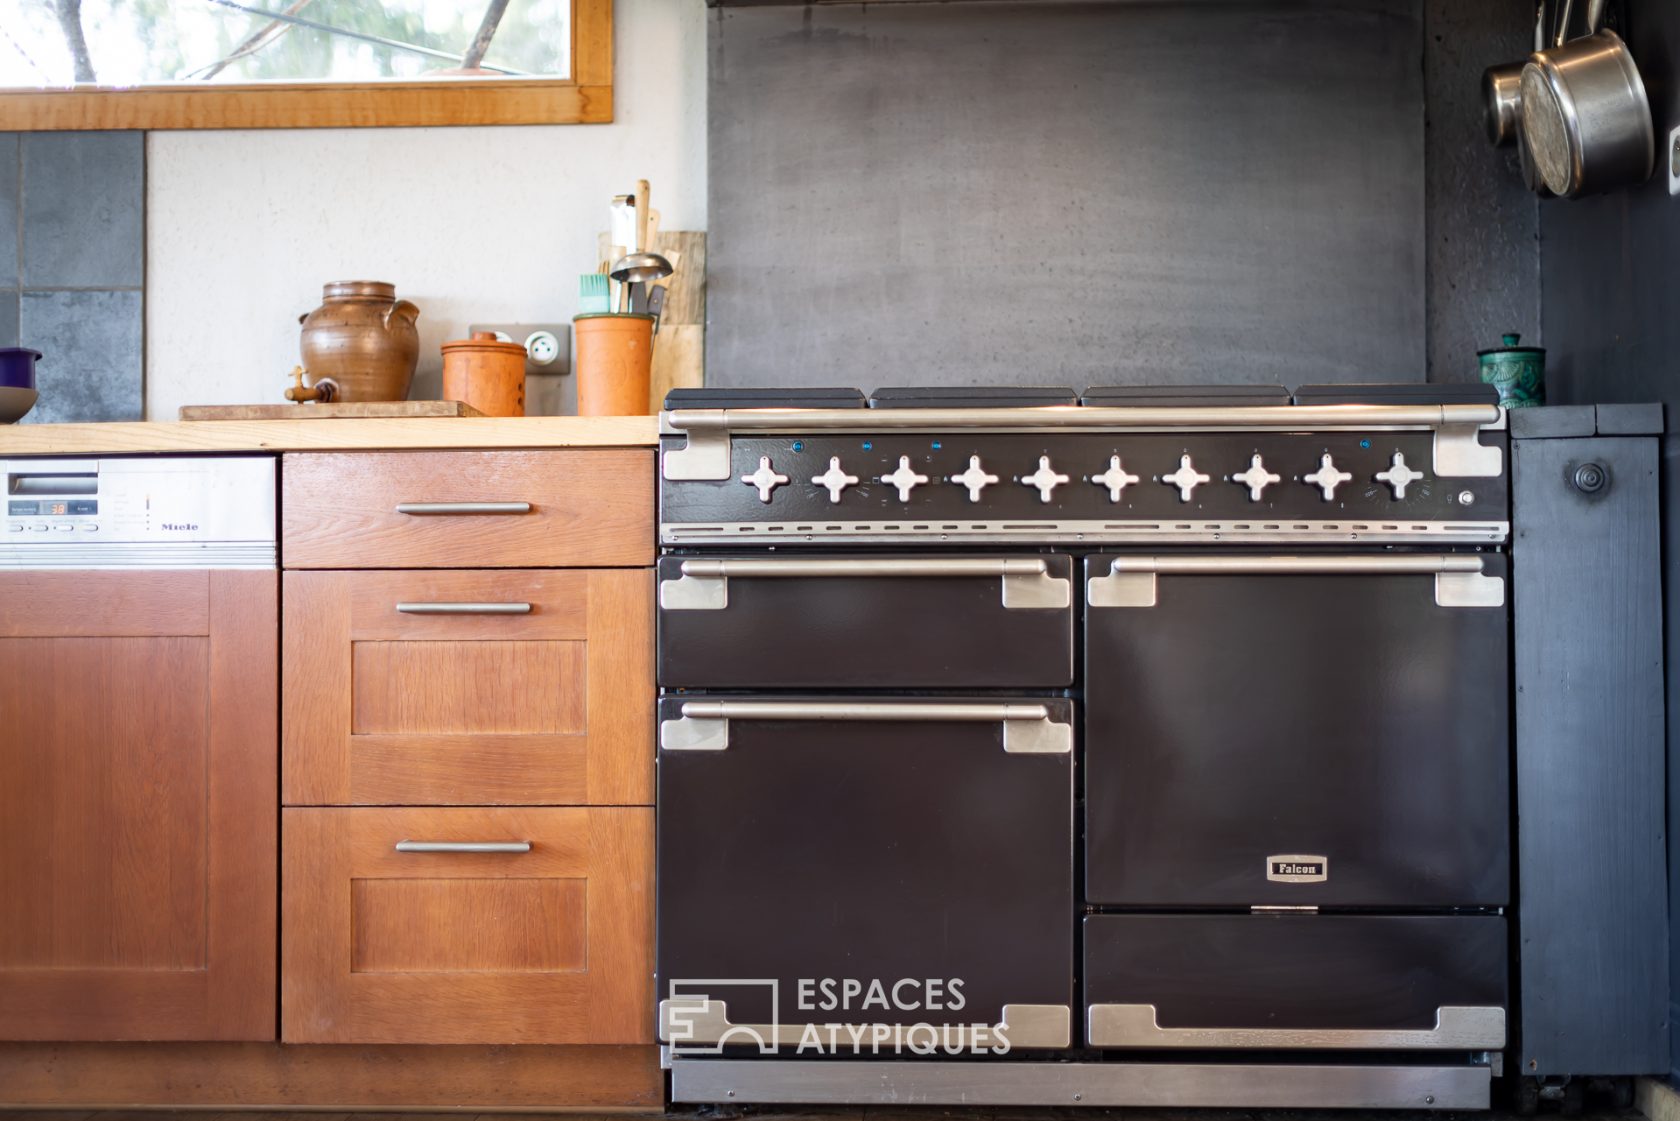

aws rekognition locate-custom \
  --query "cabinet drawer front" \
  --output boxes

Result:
[283,806,652,1044]
[282,451,653,568]
[284,569,652,805]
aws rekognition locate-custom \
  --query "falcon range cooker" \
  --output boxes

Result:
[654,384,1511,1110]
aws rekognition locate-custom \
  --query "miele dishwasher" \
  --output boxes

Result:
[0,456,280,1041]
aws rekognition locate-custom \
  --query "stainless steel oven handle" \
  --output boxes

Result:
[394,840,532,853]
[1086,1003,1505,1050]
[660,405,1503,481]
[661,556,1068,610]
[662,700,1071,754]
[394,501,532,515]
[665,403,1501,431]
[395,601,533,615]
[1088,554,1503,609]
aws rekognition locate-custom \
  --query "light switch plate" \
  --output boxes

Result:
[467,323,572,376]
[1669,124,1680,197]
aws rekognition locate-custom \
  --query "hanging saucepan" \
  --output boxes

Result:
[1483,1,1548,148]
[1520,0,1654,197]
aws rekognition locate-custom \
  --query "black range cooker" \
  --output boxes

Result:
[655,384,1510,1110]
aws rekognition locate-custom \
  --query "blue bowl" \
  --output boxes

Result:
[0,348,41,423]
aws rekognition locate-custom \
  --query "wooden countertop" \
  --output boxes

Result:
[0,416,660,456]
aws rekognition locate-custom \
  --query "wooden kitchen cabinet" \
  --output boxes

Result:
[282,806,653,1044]
[0,571,277,1041]
[281,450,654,569]
[283,568,653,805]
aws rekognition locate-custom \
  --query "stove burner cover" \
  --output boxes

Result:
[663,387,866,410]
[869,386,1079,408]
[1081,385,1292,407]
[1292,383,1499,406]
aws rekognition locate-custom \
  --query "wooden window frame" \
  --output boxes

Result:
[0,0,611,130]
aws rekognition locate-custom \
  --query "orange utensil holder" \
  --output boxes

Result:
[574,313,655,416]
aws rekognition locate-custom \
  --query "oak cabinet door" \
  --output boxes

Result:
[282,806,653,1044]
[283,569,652,806]
[0,571,277,1041]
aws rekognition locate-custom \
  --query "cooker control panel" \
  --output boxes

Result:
[661,431,1509,543]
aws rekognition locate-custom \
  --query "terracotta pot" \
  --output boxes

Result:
[442,331,527,417]
[296,281,420,403]
[574,313,654,416]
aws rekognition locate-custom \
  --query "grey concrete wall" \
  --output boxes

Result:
[1423,0,1541,382]
[0,131,145,424]
[1536,0,1679,1079]
[707,0,1430,391]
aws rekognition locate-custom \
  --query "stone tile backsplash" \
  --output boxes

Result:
[0,130,144,424]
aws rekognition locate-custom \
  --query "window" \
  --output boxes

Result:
[0,0,611,129]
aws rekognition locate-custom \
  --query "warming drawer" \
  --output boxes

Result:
[1083,914,1507,1050]
[657,695,1075,1049]
[657,553,1074,688]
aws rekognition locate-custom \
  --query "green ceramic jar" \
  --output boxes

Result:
[1478,333,1545,407]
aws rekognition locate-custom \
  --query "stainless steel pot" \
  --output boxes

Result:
[1520,0,1654,197]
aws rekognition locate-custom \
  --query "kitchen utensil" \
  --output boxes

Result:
[1478,333,1546,407]
[611,252,673,316]
[1484,63,1524,147]
[634,178,651,254]
[610,195,635,255]
[573,313,655,416]
[1520,0,1653,197]
[0,347,41,424]
[442,330,528,417]
[629,281,648,314]
[294,281,421,402]
[647,282,668,332]
[580,273,611,314]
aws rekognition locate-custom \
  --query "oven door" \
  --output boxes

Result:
[1083,552,1509,909]
[658,554,1074,688]
[657,696,1075,1052]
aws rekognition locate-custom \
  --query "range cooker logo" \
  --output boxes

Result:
[1266,854,1329,883]
[160,522,199,532]
[663,976,1009,1056]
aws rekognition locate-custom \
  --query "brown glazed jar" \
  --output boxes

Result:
[297,281,420,402]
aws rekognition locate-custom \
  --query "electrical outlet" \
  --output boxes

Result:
[468,323,571,376]
[1669,124,1680,197]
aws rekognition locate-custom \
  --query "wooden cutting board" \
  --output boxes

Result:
[180,401,485,421]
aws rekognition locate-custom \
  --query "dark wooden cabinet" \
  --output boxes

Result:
[0,570,277,1041]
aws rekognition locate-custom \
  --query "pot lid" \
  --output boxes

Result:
[1477,332,1545,356]
[441,330,526,353]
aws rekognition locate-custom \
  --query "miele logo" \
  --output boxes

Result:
[160,522,198,532]
[1266,854,1328,883]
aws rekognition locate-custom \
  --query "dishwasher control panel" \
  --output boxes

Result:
[1,456,276,568]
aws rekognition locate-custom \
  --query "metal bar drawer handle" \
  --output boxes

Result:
[1088,554,1503,609]
[394,840,532,853]
[395,602,533,615]
[1085,1003,1505,1050]
[661,557,1068,610]
[395,501,532,515]
[661,700,1071,754]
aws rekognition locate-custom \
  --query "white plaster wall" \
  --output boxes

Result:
[145,0,707,418]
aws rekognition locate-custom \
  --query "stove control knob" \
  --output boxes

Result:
[811,457,860,504]
[1304,453,1353,501]
[950,455,1000,502]
[882,456,930,502]
[1092,455,1140,502]
[741,456,790,503]
[1374,451,1424,499]
[1161,454,1211,502]
[1021,456,1070,503]
[1231,454,1281,502]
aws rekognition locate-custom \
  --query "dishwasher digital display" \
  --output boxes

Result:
[6,500,96,516]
